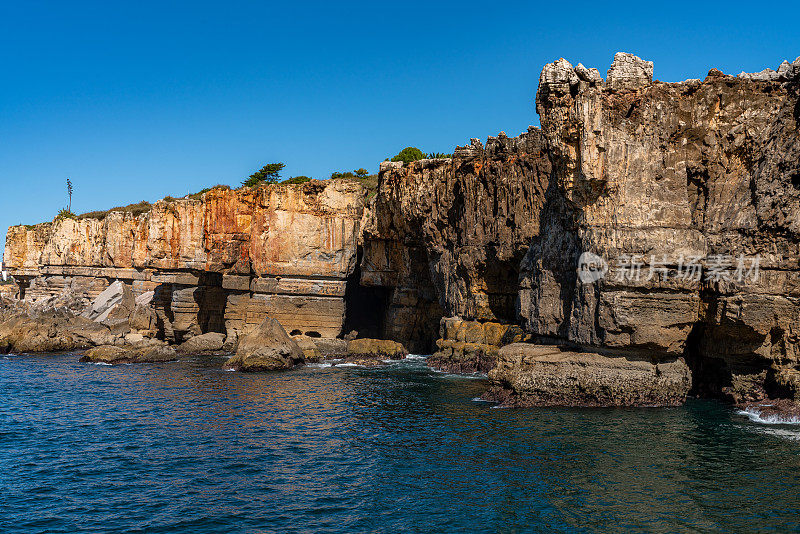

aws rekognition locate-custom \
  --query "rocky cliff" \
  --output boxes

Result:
[359,130,550,352]
[4,180,365,343]
[505,53,800,405]
[5,52,800,409]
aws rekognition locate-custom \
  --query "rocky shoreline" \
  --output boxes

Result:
[4,52,800,414]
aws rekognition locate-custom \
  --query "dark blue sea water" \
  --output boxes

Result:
[2,353,800,534]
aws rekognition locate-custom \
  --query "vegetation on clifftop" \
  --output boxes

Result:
[388,147,453,163]
[243,163,285,187]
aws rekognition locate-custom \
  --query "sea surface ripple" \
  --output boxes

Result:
[2,353,799,533]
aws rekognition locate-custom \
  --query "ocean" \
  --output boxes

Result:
[2,353,799,533]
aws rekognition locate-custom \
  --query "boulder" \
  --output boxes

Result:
[292,335,322,362]
[177,331,226,355]
[223,317,303,372]
[81,281,127,322]
[0,306,113,353]
[484,343,691,407]
[81,345,133,364]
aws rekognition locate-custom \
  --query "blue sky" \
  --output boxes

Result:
[2,1,798,252]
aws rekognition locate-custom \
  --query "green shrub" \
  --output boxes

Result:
[425,152,452,159]
[243,163,285,187]
[330,171,356,179]
[390,147,425,164]
[282,176,312,184]
[55,208,76,221]
[354,168,369,177]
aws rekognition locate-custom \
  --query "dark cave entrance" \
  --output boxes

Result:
[343,247,391,339]
[195,271,226,335]
[484,256,521,324]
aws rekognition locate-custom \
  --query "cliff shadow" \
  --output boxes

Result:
[194,271,226,336]
[343,246,391,339]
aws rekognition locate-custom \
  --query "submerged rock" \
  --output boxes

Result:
[484,343,691,407]
[223,317,303,372]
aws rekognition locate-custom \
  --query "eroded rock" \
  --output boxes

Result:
[484,343,691,407]
[223,317,303,372]
[343,338,407,366]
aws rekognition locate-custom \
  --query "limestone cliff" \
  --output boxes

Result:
[4,180,365,342]
[359,130,550,351]
[5,52,800,409]
[513,53,800,404]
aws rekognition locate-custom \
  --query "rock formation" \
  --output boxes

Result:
[485,343,691,407]
[5,52,800,409]
[513,53,800,406]
[223,316,304,372]
[4,180,365,344]
[359,130,551,353]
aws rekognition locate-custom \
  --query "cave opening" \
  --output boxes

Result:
[343,246,391,340]
[484,255,521,324]
[195,271,227,335]
[791,172,800,190]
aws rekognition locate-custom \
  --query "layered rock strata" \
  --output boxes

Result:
[485,343,691,407]
[4,180,365,343]
[5,52,800,409]
[515,53,800,405]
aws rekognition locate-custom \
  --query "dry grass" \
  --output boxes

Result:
[79,201,152,220]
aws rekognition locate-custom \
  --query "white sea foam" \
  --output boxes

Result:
[307,362,333,369]
[472,397,496,403]
[737,408,800,425]
[92,362,113,366]
[756,428,800,441]
[336,362,361,368]
[405,354,428,361]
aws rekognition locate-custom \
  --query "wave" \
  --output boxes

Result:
[737,408,800,425]
[307,362,333,369]
[92,362,113,366]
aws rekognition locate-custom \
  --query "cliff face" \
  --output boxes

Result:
[359,130,550,351]
[513,54,800,403]
[4,180,365,342]
[6,52,800,407]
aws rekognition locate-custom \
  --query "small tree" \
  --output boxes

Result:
[354,168,369,178]
[66,178,73,212]
[243,163,285,187]
[390,147,425,164]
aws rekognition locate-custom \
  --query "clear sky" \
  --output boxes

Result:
[2,1,798,252]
